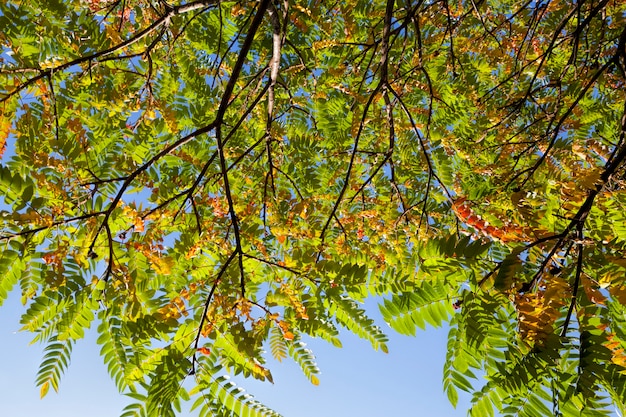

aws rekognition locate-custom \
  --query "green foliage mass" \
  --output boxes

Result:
[2,0,626,415]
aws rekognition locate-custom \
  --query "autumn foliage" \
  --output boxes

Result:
[2,0,626,416]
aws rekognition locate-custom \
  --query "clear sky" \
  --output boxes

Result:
[0,291,471,417]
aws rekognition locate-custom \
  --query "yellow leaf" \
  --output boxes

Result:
[156,304,181,320]
[609,285,626,305]
[311,375,320,386]
[0,117,10,157]
[152,256,174,275]
[173,296,188,317]
[72,250,89,269]
[579,168,602,191]
[252,363,274,383]
[40,381,50,398]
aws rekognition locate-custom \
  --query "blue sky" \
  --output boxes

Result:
[0,291,471,417]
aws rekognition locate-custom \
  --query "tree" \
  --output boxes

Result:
[1,0,626,415]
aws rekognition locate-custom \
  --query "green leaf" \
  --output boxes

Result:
[287,338,321,386]
[35,336,73,398]
[380,281,454,335]
[326,293,388,352]
[0,250,21,307]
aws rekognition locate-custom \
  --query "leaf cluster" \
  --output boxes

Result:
[2,0,626,415]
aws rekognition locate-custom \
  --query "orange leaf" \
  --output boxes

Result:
[197,346,211,355]
[133,217,145,232]
[581,275,606,306]
[0,115,11,158]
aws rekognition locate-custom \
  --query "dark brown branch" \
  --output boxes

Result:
[191,251,236,373]
[102,222,114,283]
[173,152,218,227]
[521,2,581,100]
[347,92,395,205]
[560,224,584,337]
[215,124,247,298]
[478,262,501,288]
[225,135,265,175]
[215,0,270,121]
[390,87,450,200]
[45,74,60,145]
[273,165,305,201]
[243,253,301,276]
[0,210,107,240]
[211,0,271,299]
[379,0,395,82]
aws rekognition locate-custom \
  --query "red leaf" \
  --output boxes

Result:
[197,347,211,355]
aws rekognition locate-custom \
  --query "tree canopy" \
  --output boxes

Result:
[2,0,626,415]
